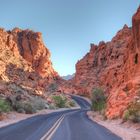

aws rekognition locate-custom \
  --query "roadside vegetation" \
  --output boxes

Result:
[50,94,76,109]
[0,95,47,116]
[91,87,140,123]
[123,97,140,123]
[7,95,47,114]
[0,98,11,120]
[0,98,11,113]
[52,95,67,108]
[91,88,107,116]
[0,93,76,120]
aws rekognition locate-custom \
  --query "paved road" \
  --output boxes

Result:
[0,96,122,140]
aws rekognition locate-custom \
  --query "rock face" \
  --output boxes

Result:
[0,28,59,97]
[62,7,140,119]
[5,28,58,78]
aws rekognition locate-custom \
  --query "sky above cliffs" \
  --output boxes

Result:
[0,0,140,76]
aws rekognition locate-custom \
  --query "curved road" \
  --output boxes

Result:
[0,96,122,140]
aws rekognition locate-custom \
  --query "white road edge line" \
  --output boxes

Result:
[40,114,65,140]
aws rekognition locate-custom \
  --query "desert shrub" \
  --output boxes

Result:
[0,98,11,113]
[6,95,17,109]
[65,100,76,108]
[49,95,75,109]
[123,110,130,121]
[30,96,46,110]
[49,104,56,109]
[48,83,58,92]
[8,84,26,94]
[123,100,140,123]
[14,101,36,114]
[68,101,75,107]
[8,95,46,114]
[91,88,106,112]
[23,102,37,114]
[52,95,67,108]
[92,101,106,112]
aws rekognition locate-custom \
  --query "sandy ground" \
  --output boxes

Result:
[0,106,80,128]
[87,111,140,140]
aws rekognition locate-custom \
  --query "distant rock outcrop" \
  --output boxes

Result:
[62,74,75,80]
[61,7,140,119]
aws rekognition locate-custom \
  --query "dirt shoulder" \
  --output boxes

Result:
[87,111,140,140]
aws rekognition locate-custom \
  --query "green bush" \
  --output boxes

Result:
[123,100,140,123]
[23,102,36,114]
[65,100,76,108]
[68,101,75,107]
[52,95,67,108]
[8,95,46,114]
[30,96,46,110]
[14,101,36,114]
[0,98,11,113]
[49,104,56,109]
[123,110,130,121]
[91,88,106,112]
[92,101,106,111]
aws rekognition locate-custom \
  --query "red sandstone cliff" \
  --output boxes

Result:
[0,28,59,97]
[61,7,140,119]
[5,28,58,78]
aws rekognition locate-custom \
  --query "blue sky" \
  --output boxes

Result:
[0,0,140,76]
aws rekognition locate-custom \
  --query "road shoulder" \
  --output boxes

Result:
[87,111,140,140]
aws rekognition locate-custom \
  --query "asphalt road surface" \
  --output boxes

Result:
[0,96,122,140]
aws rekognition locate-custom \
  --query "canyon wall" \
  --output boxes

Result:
[62,7,140,119]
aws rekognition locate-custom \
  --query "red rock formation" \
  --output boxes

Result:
[62,7,140,119]
[7,28,58,78]
[0,28,59,97]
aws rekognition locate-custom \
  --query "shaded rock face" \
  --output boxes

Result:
[0,28,59,98]
[62,7,140,119]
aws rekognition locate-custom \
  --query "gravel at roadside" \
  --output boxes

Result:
[87,111,140,140]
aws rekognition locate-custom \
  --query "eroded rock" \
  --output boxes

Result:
[62,7,140,119]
